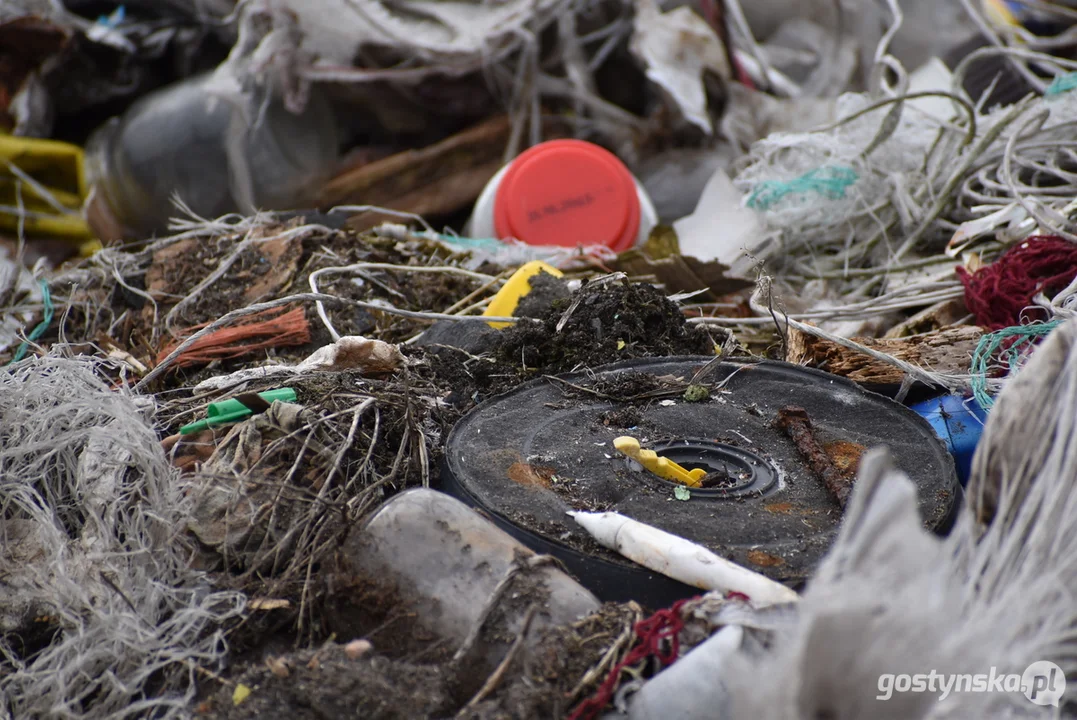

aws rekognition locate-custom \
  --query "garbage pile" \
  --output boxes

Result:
[3,0,1077,718]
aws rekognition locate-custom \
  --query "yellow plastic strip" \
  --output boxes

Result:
[982,0,1021,29]
[483,260,564,329]
[614,436,706,488]
[0,212,92,241]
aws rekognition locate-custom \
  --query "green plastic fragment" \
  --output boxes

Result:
[7,280,53,366]
[674,485,691,501]
[179,387,297,435]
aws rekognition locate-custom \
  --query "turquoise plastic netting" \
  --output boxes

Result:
[969,320,1062,409]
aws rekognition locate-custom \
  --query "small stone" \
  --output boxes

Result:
[345,638,373,660]
[265,656,290,678]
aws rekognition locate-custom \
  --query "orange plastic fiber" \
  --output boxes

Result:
[155,306,311,370]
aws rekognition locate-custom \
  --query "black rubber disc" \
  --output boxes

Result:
[441,357,959,607]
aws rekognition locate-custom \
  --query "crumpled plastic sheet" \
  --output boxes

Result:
[630,0,730,133]
[225,0,575,93]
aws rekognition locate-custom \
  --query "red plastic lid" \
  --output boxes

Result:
[493,139,641,251]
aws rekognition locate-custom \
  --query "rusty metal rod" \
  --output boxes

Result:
[774,406,853,509]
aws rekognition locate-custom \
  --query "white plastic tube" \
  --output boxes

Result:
[569,510,800,608]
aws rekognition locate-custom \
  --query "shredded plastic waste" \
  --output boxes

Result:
[719,84,1077,334]
[11,1,1077,716]
[0,354,245,719]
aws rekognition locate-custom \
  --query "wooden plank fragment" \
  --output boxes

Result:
[788,324,984,385]
[318,115,519,232]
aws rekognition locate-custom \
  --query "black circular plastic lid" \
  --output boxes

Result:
[442,357,958,599]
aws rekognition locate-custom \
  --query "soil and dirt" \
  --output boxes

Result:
[700,468,740,489]
[600,405,644,428]
[201,602,639,720]
[513,270,573,319]
[200,645,456,720]
[498,277,716,375]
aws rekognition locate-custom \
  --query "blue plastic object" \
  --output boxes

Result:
[910,395,989,487]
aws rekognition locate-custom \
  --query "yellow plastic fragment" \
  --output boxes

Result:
[483,260,564,329]
[233,683,252,706]
[613,436,706,488]
[981,0,1022,29]
[0,133,96,247]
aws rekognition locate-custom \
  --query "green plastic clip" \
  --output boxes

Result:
[179,387,297,435]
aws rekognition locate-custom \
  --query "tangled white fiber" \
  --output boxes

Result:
[729,48,1077,294]
[0,354,245,719]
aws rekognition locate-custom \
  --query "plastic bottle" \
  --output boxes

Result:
[83,73,339,240]
[339,488,600,683]
[466,139,659,251]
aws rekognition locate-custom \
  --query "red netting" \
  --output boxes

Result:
[956,236,1077,331]
[567,598,694,720]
